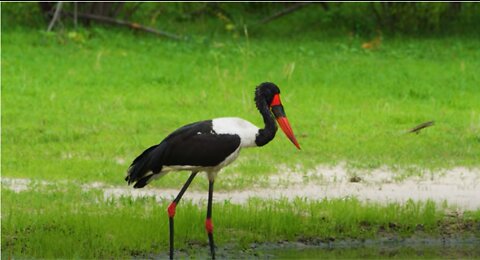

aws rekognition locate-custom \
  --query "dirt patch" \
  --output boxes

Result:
[2,165,480,210]
[106,165,480,210]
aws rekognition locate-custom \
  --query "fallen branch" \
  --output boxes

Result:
[257,2,312,25]
[61,11,183,40]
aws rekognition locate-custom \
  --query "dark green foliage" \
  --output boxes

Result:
[368,2,480,35]
[2,2,480,36]
[1,2,45,29]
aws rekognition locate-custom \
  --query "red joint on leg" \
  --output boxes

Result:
[205,218,213,234]
[167,202,177,218]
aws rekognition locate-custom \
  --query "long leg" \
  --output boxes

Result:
[168,171,198,260]
[206,180,215,259]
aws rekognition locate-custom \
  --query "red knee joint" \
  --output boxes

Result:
[205,218,214,233]
[167,202,177,218]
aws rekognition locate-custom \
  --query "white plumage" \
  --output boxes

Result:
[212,117,260,148]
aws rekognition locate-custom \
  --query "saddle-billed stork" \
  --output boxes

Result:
[125,82,300,259]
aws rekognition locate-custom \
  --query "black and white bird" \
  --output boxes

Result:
[125,82,300,259]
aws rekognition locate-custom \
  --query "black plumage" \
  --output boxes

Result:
[126,120,241,188]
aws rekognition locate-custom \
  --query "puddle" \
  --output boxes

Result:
[265,243,480,259]
[2,165,480,210]
[262,237,480,259]
[145,238,480,259]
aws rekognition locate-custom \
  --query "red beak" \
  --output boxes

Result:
[270,94,301,150]
[276,116,301,150]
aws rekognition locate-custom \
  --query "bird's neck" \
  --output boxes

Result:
[255,99,277,147]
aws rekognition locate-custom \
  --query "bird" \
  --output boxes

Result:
[125,82,301,259]
[407,120,435,134]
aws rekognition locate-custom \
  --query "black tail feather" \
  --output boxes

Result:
[133,174,155,189]
[126,142,167,187]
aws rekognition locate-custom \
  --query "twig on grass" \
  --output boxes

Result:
[408,121,435,134]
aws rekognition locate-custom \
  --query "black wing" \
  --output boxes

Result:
[162,120,241,167]
[126,120,241,187]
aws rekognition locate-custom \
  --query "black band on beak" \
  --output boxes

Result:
[271,105,286,119]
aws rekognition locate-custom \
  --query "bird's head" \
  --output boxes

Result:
[255,82,301,150]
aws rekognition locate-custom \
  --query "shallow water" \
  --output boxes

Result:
[160,238,480,259]
[266,243,480,259]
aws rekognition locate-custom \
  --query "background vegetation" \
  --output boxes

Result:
[2,2,480,258]
[2,2,480,37]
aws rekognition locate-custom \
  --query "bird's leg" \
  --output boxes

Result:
[206,180,215,259]
[168,171,198,260]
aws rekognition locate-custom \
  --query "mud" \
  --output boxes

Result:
[144,237,480,259]
[2,164,480,210]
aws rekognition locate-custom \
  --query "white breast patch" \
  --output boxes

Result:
[212,117,259,147]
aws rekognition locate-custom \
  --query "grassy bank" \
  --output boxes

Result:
[2,29,480,189]
[2,186,479,258]
[2,28,480,258]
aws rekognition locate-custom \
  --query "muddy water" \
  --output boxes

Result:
[267,245,479,259]
[150,238,480,259]
[264,239,480,259]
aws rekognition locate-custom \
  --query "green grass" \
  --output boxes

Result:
[2,28,480,258]
[4,186,478,258]
[2,29,480,190]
